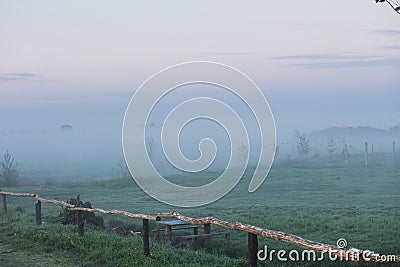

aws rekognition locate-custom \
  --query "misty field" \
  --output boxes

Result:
[1,153,399,266]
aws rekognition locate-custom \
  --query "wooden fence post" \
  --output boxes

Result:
[165,225,172,241]
[142,219,150,256]
[204,223,211,249]
[248,233,258,267]
[1,194,6,214]
[76,195,84,236]
[35,200,42,225]
[225,233,231,251]
[364,142,368,167]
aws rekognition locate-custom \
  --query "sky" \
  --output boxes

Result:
[0,0,399,174]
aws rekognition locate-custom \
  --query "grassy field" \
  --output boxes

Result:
[1,153,399,266]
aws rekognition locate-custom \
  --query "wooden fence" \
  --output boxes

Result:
[1,191,399,266]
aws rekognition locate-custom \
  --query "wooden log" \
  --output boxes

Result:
[0,192,36,198]
[364,142,368,167]
[142,219,150,256]
[248,233,258,267]
[0,191,161,221]
[38,197,74,208]
[156,211,400,263]
[1,194,6,214]
[68,206,160,221]
[35,200,41,225]
[0,191,160,220]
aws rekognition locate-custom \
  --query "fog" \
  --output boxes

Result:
[1,85,399,184]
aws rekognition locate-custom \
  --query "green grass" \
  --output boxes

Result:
[1,153,399,266]
[0,209,245,267]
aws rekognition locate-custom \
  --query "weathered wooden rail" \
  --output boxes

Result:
[1,191,399,266]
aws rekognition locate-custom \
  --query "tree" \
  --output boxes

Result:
[327,136,337,157]
[297,135,311,157]
[0,151,19,186]
[376,0,400,14]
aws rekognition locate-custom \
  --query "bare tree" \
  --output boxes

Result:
[297,135,311,157]
[327,136,337,157]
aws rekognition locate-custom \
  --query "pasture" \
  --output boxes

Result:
[1,152,399,266]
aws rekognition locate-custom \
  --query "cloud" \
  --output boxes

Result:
[4,72,36,77]
[371,29,400,36]
[0,72,49,82]
[271,53,400,69]
[271,54,377,61]
[203,51,251,56]
[0,76,29,81]
[287,57,400,69]
[0,72,36,81]
[382,45,400,50]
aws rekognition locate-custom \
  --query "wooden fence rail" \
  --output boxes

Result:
[1,191,399,266]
